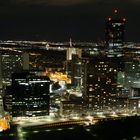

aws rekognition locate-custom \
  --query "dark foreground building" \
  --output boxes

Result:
[11,71,50,117]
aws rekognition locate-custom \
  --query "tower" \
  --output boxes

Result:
[84,56,118,111]
[105,9,126,50]
[71,54,82,92]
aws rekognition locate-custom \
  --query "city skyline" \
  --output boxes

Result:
[0,0,140,42]
[0,1,140,139]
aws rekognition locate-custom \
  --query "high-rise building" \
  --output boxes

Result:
[71,54,82,90]
[123,45,140,113]
[105,9,126,57]
[81,19,126,111]
[0,52,23,86]
[11,71,50,118]
[124,46,140,88]
[83,56,120,111]
[65,48,83,97]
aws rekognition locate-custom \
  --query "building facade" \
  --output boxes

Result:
[83,56,121,111]
[0,52,23,86]
[105,10,126,57]
[11,71,50,118]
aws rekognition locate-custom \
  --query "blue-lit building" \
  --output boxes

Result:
[105,10,126,57]
[11,71,50,118]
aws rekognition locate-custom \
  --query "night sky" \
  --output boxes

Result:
[0,0,140,42]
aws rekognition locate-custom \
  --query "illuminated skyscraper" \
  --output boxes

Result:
[71,54,82,90]
[11,71,50,118]
[83,56,120,111]
[105,10,126,56]
[0,52,23,86]
[123,45,140,113]
[124,46,140,88]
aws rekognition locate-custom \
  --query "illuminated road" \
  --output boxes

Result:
[11,111,138,139]
[15,114,140,140]
[12,110,139,127]
[18,124,94,140]
[1,113,140,140]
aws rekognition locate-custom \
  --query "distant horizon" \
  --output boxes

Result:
[0,39,140,44]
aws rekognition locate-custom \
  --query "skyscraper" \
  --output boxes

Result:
[105,9,126,56]
[11,71,50,118]
[83,56,120,111]
[0,52,23,86]
[71,54,82,91]
[124,45,140,113]
[80,11,126,112]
